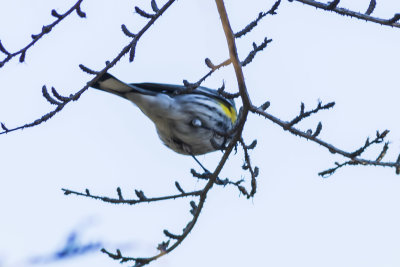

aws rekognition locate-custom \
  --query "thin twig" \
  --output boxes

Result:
[251,105,400,172]
[62,188,202,205]
[0,0,86,68]
[234,0,281,38]
[178,58,231,93]
[290,0,400,28]
[239,138,258,198]
[0,0,177,136]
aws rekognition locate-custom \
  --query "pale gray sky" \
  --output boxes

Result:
[1,0,400,267]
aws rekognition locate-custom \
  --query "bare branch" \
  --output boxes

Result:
[174,181,185,193]
[319,131,392,176]
[51,9,62,19]
[129,40,138,62]
[239,138,258,198]
[42,86,63,106]
[259,101,271,111]
[135,6,155,19]
[116,187,123,200]
[235,0,281,38]
[327,0,340,10]
[75,4,86,18]
[241,37,273,67]
[312,122,323,138]
[151,0,160,12]
[365,0,376,15]
[135,190,147,201]
[376,142,389,162]
[251,105,400,174]
[318,161,357,177]
[163,230,182,240]
[176,58,231,94]
[217,82,240,99]
[349,130,389,158]
[0,40,10,56]
[215,0,252,108]
[286,101,335,128]
[62,187,201,205]
[51,87,70,102]
[121,24,136,38]
[1,123,9,132]
[290,0,400,28]
[99,2,261,264]
[0,0,86,68]
[190,168,244,187]
[396,154,400,175]
[387,13,400,24]
[78,64,98,75]
[4,0,398,265]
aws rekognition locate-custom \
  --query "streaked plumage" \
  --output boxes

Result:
[91,73,237,155]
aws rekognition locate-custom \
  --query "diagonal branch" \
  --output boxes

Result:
[250,104,400,174]
[99,1,258,265]
[290,0,400,28]
[0,0,177,136]
[0,0,86,68]
[102,135,242,266]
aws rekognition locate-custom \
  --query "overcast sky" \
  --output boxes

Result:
[1,0,400,267]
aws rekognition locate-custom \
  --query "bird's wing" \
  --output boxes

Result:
[131,82,236,109]
[91,73,235,110]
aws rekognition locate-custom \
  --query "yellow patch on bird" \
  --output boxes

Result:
[219,102,237,124]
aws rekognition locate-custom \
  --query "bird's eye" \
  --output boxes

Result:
[191,118,202,127]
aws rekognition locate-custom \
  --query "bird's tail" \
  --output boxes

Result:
[91,73,135,97]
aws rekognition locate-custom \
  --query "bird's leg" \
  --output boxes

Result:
[191,154,210,174]
[190,154,230,186]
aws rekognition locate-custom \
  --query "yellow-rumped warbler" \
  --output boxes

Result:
[92,73,237,156]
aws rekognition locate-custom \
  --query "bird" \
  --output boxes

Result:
[91,73,237,156]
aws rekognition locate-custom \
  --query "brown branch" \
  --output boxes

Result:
[215,0,252,109]
[99,1,257,265]
[290,0,400,28]
[179,58,231,93]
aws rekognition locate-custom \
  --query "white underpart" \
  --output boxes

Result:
[96,75,231,155]
[99,76,183,143]
[125,93,183,143]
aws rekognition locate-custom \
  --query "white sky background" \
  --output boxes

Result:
[1,0,400,266]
